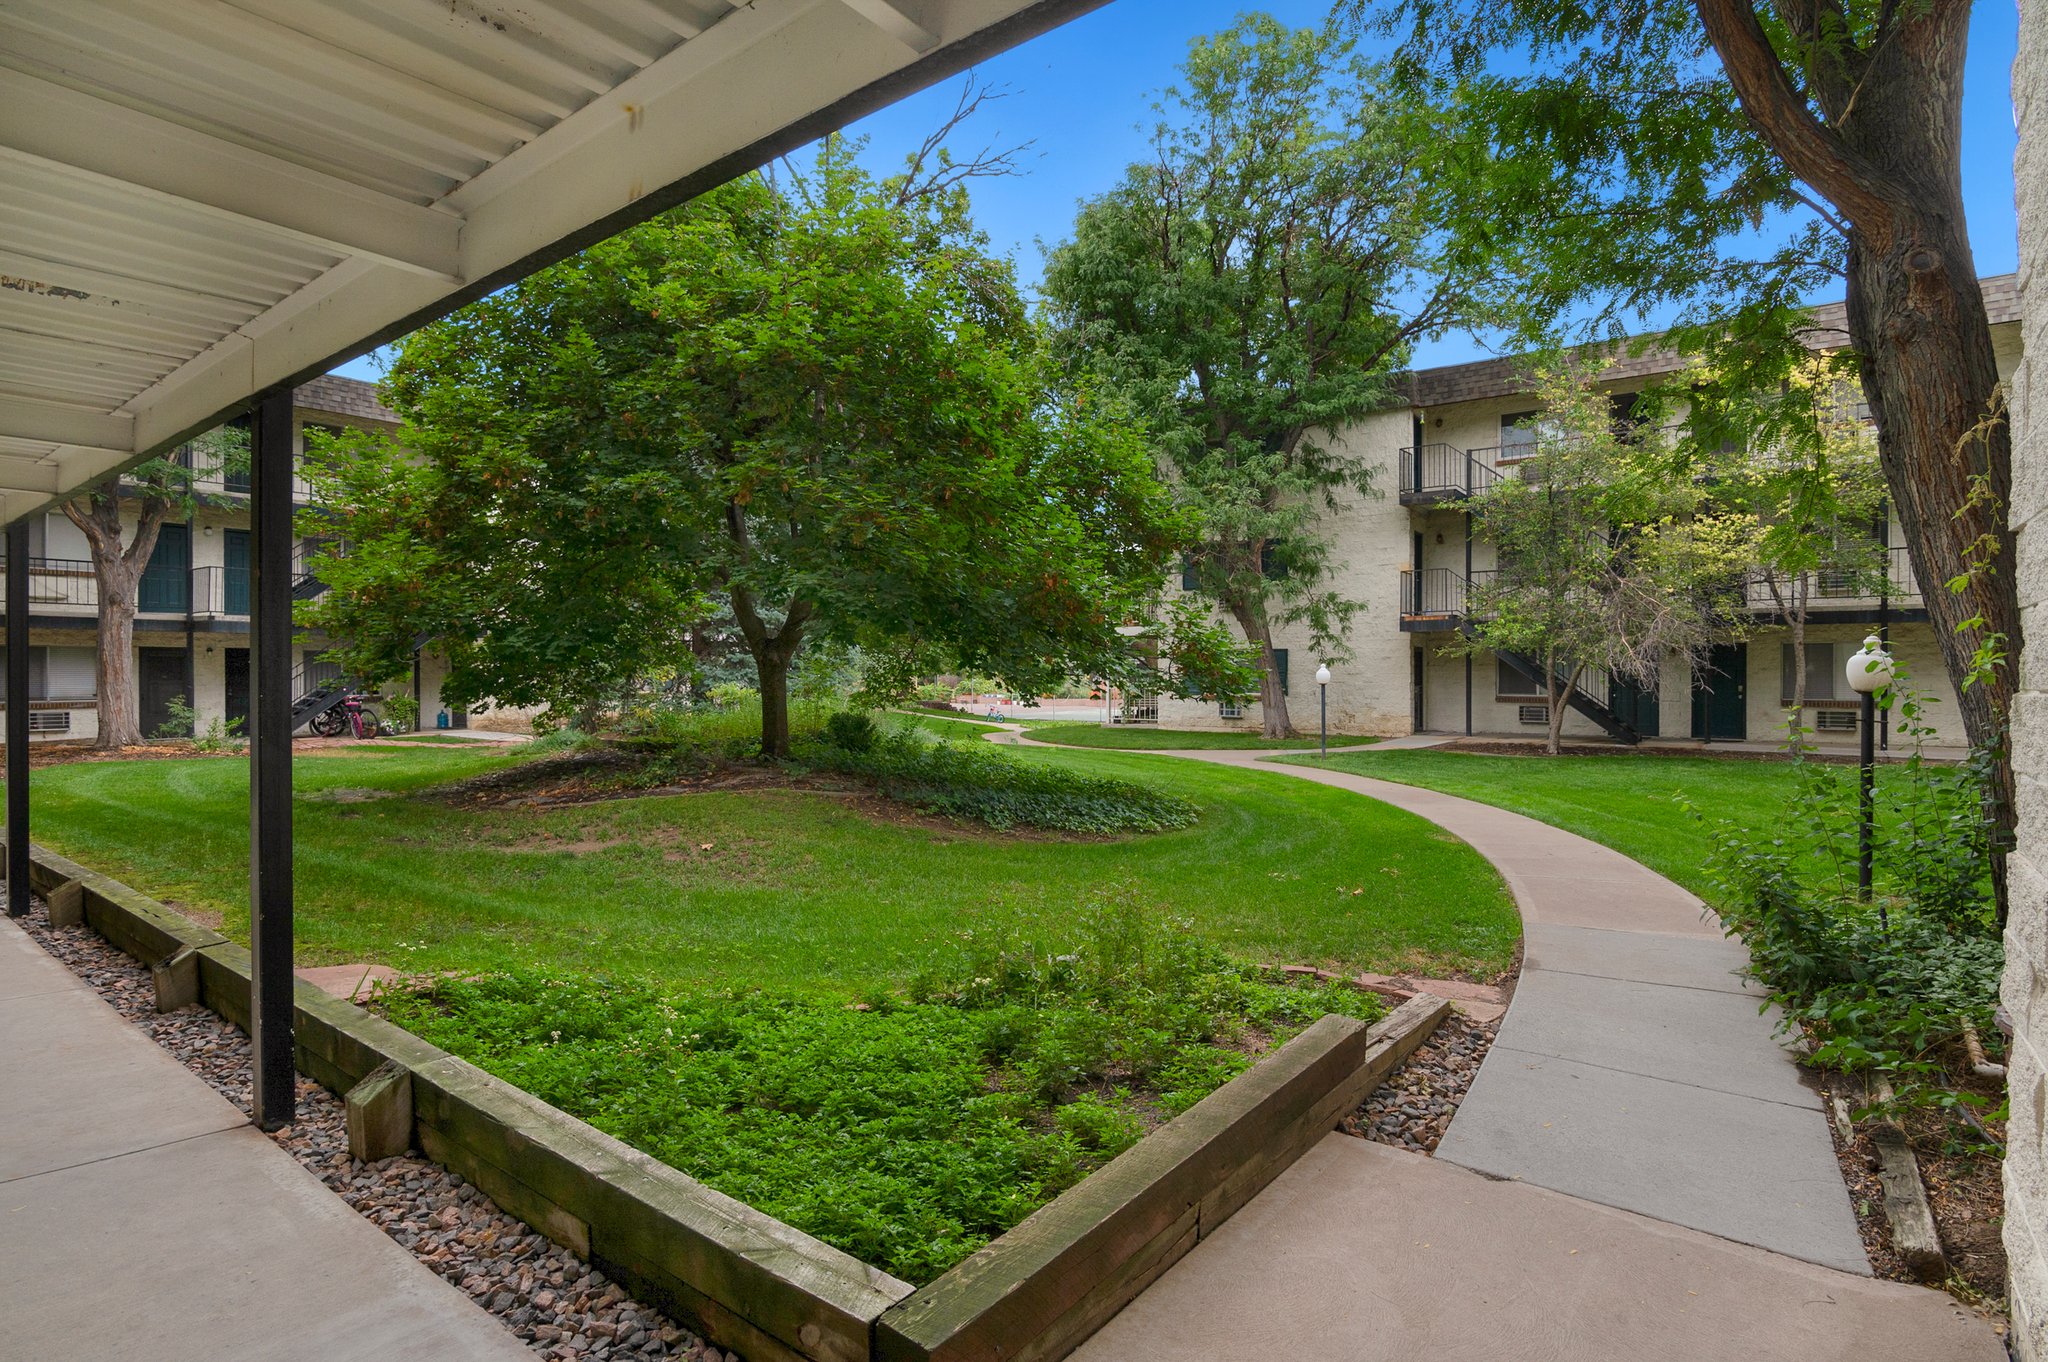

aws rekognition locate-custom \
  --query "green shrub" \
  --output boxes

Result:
[797,730,1198,834]
[823,709,880,753]
[1689,699,2003,1140]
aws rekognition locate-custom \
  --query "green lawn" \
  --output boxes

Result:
[28,743,1517,989]
[1028,722,1379,752]
[1284,747,1909,902]
[885,711,1004,739]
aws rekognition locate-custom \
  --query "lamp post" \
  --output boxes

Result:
[1315,663,1332,757]
[1844,634,1894,909]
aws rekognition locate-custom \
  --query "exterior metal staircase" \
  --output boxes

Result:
[1456,621,1643,745]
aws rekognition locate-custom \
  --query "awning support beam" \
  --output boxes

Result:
[6,525,27,918]
[247,388,295,1129]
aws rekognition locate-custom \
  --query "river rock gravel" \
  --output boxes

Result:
[15,897,736,1362]
[1341,1013,1498,1153]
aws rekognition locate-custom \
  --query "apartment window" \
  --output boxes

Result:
[1780,643,1844,703]
[1218,700,1244,720]
[0,646,94,701]
[1259,542,1289,580]
[1499,410,1541,462]
[1497,658,1543,698]
[1272,648,1289,696]
[1180,555,1200,592]
[222,414,252,493]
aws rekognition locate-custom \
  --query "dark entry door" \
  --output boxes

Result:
[1610,675,1660,738]
[224,648,250,731]
[1691,644,1747,741]
[1411,648,1425,731]
[224,529,250,616]
[139,524,189,613]
[138,648,188,736]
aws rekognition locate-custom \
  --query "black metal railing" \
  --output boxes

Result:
[1398,444,1502,501]
[1399,567,1496,617]
[0,558,97,611]
[1745,545,1919,610]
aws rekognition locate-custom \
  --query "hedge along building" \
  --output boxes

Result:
[0,374,487,741]
[0,0,1110,1132]
[1150,276,2024,750]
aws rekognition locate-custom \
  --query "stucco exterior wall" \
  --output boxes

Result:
[2006,0,2048,1348]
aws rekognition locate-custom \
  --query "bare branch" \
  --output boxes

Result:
[890,75,1038,208]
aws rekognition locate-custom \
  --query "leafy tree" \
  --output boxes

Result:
[307,139,1242,757]
[1650,350,1887,736]
[62,425,245,748]
[1465,364,1751,754]
[1348,0,2017,841]
[1040,16,1470,738]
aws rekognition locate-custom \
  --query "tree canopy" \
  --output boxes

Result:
[1040,15,1471,738]
[307,137,1242,754]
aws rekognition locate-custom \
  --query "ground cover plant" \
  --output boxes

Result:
[378,894,1381,1283]
[1028,722,1378,752]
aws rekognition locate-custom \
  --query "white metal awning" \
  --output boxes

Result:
[0,0,1097,523]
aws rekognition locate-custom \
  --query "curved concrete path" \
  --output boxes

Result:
[984,734,2002,1358]
[1177,749,1866,1272]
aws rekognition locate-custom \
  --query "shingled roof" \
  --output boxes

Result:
[294,374,397,426]
[1404,273,2021,409]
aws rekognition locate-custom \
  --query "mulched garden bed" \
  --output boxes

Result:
[15,898,738,1362]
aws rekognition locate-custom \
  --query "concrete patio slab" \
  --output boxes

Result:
[1437,1045,1865,1273]
[1523,923,1762,995]
[0,988,246,1182]
[0,916,537,1362]
[1071,1138,1999,1362]
[1497,970,1816,1107]
[4,1125,534,1362]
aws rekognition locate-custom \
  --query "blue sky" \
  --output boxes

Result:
[331,1,2022,381]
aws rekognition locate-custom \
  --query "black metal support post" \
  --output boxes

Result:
[1858,688,1876,906]
[249,389,296,1129]
[6,527,27,917]
[1319,682,1327,758]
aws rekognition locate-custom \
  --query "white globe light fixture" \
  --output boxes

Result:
[1843,634,1893,910]
[1315,663,1332,756]
[1844,635,1894,694]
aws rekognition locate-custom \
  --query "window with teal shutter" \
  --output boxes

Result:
[1273,647,1289,696]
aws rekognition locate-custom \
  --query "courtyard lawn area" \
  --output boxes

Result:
[23,741,1514,1280]
[1028,722,1379,752]
[1284,747,1915,902]
[25,744,1513,984]
[885,711,1005,739]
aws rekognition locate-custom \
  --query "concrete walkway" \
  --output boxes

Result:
[1072,1136,2001,1362]
[0,916,531,1362]
[999,737,2000,1357]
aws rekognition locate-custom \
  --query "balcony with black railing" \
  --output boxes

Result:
[1743,545,1921,616]
[1397,567,1497,629]
[1398,444,1502,504]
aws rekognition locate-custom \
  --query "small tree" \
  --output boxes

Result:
[1466,365,1749,754]
[64,426,245,748]
[1040,16,1469,738]
[1658,351,1887,737]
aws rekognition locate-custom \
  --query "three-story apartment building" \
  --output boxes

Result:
[0,375,473,741]
[1155,277,2025,749]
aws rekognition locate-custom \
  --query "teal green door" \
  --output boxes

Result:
[224,529,249,616]
[139,523,189,613]
[1690,644,1747,740]
[1610,675,1660,738]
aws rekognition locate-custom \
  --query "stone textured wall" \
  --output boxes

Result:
[2008,0,2047,1351]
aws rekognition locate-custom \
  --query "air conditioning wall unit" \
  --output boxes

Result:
[1518,704,1549,725]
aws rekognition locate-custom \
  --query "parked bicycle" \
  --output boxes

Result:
[309,692,382,740]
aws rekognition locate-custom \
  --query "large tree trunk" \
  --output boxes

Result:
[728,583,811,760]
[756,651,792,759]
[1696,0,2017,908]
[1226,599,1295,739]
[63,490,167,750]
[93,565,145,747]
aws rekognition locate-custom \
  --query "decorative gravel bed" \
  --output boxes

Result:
[1340,1012,1498,1153]
[15,899,735,1362]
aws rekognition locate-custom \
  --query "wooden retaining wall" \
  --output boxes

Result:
[18,842,1451,1362]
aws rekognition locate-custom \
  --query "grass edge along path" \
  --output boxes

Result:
[1025,721,1381,752]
